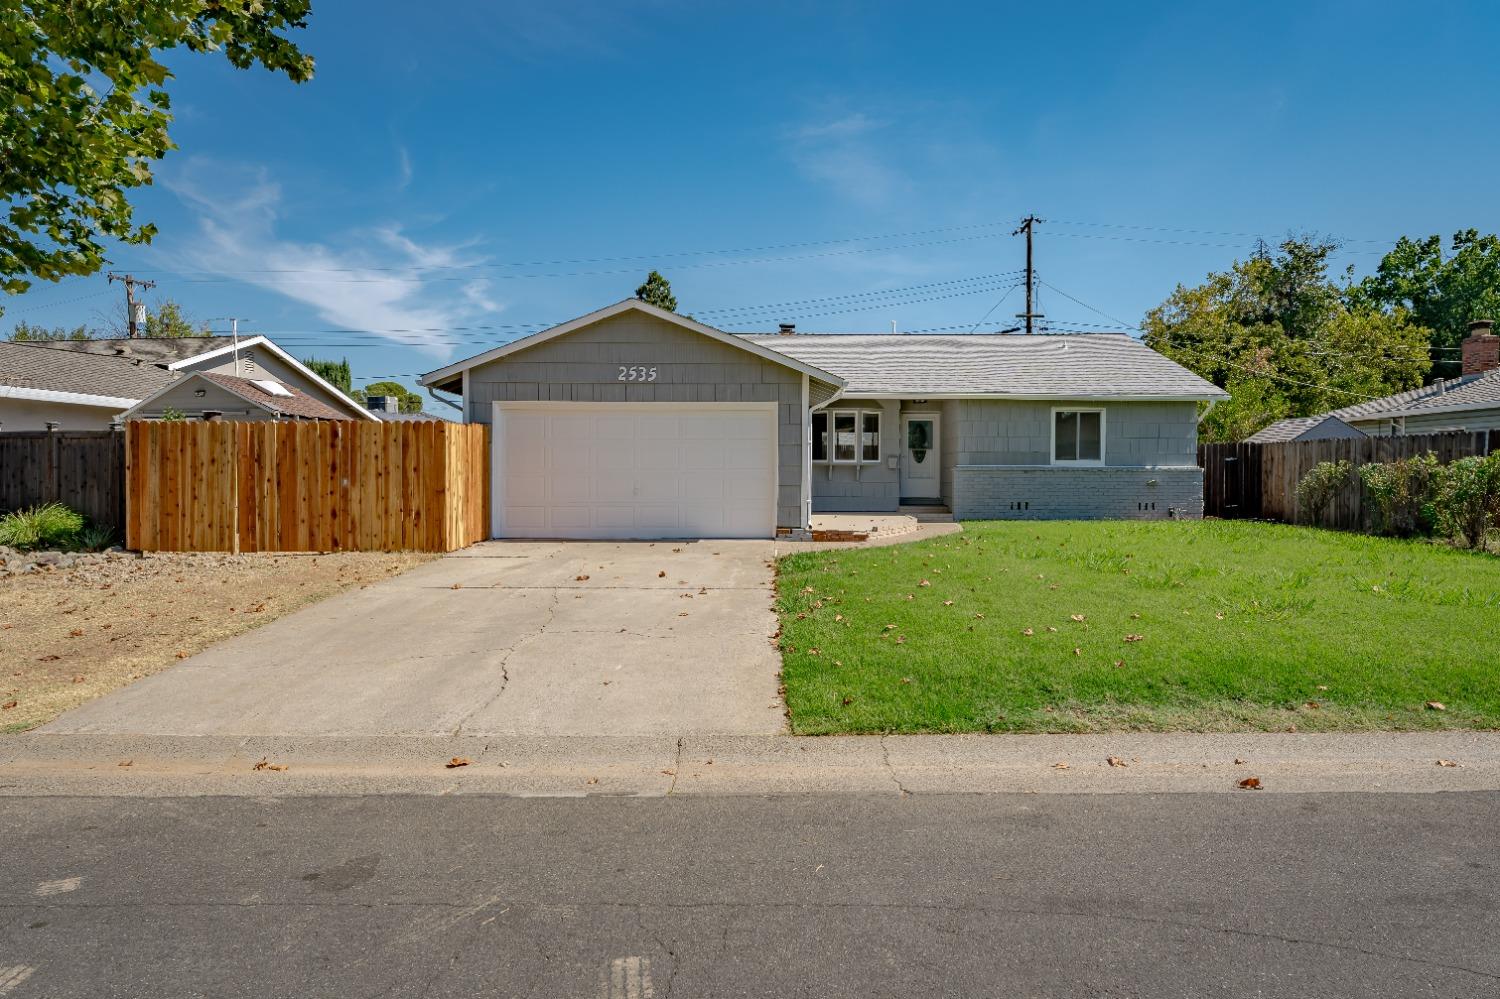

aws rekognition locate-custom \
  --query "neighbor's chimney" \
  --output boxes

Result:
[778,323,796,336]
[365,395,399,413]
[1461,319,1499,375]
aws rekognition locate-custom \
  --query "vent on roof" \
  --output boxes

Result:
[251,379,293,397]
[778,323,796,336]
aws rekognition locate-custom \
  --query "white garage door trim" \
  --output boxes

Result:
[492,399,780,540]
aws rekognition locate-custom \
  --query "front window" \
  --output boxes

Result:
[1053,409,1104,464]
[814,409,881,464]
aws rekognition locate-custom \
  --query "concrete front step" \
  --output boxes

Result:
[899,505,955,523]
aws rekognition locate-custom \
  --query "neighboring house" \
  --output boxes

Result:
[120,371,350,422]
[0,334,374,430]
[419,298,1225,540]
[1247,320,1500,442]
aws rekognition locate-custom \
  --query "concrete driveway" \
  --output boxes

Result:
[42,541,786,737]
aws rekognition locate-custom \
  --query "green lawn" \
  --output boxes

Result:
[775,520,1500,734]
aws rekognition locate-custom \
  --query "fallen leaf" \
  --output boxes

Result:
[175,651,189,659]
[1052,762,1070,770]
[1436,759,1460,768]
[68,628,84,637]
[919,579,931,587]
[900,677,913,684]
[71,675,85,684]
[1073,647,1082,656]
[894,635,906,644]
[1123,634,1144,643]
[1070,614,1085,622]
[252,757,270,771]
[1021,627,1034,636]
[118,760,132,767]
[1045,626,1058,632]
[450,583,463,590]
[884,623,898,630]
[267,763,288,772]
[1113,659,1125,668]
[1214,611,1225,620]
[446,757,472,768]
[586,776,599,785]
[38,654,59,662]
[658,570,666,577]
[1425,701,1446,711]
[1106,756,1128,768]
[660,769,676,776]
[1130,612,1142,619]
[974,613,985,619]
[1234,757,1247,765]
[1237,776,1263,790]
[1,700,15,710]
[841,696,854,705]
[575,574,590,581]
[942,600,954,606]
[1304,701,1321,709]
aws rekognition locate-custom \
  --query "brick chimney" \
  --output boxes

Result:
[1461,319,1499,375]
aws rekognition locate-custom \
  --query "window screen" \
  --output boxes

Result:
[1054,410,1103,463]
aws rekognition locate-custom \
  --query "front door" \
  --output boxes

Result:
[900,414,940,501]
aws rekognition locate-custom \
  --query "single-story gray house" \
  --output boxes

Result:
[1247,319,1500,442]
[419,299,1227,540]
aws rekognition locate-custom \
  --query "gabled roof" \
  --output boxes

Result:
[0,340,173,406]
[21,333,376,421]
[742,332,1228,400]
[121,371,349,421]
[418,299,847,391]
[1245,414,1365,444]
[37,335,239,365]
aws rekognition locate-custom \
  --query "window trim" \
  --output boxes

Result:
[1050,407,1106,466]
[813,407,882,465]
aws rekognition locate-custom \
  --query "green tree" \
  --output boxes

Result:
[355,380,423,414]
[1350,230,1500,379]
[2,3,315,312]
[304,356,353,394]
[9,319,92,340]
[634,271,677,312]
[142,299,209,337]
[1143,238,1432,442]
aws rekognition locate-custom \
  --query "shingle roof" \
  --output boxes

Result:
[741,332,1227,399]
[1245,414,1365,443]
[370,409,453,422]
[195,372,348,421]
[1327,370,1500,422]
[0,340,174,400]
[39,336,238,365]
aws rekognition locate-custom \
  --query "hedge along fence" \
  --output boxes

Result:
[125,420,489,553]
[1201,431,1499,527]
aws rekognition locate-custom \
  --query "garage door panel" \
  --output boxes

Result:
[496,403,778,540]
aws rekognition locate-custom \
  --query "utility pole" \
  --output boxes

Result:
[1012,215,1044,334]
[107,272,156,338]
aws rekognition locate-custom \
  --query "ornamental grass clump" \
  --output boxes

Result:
[0,503,85,551]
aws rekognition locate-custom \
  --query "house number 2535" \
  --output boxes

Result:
[618,365,658,382]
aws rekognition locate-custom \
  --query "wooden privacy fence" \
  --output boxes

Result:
[1199,430,1500,528]
[0,430,126,533]
[126,420,488,553]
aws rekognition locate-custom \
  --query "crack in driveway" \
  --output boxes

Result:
[450,589,560,737]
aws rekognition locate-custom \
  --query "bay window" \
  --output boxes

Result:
[812,409,881,464]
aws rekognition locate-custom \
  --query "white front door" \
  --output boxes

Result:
[900,414,940,500]
[493,402,778,540]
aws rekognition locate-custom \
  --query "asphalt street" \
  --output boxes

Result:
[1,792,1496,998]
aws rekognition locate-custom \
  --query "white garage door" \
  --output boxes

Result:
[494,402,779,539]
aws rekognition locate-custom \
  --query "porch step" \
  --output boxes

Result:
[899,504,955,523]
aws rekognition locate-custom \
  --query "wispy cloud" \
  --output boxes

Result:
[785,111,906,207]
[164,159,500,357]
[395,145,413,190]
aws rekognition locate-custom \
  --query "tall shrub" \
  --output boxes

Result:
[1295,460,1353,525]
[1358,453,1439,536]
[1431,453,1500,548]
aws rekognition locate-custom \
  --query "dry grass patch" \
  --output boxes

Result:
[0,550,434,732]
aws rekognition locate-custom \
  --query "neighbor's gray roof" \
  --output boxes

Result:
[0,340,175,400]
[39,336,238,365]
[742,333,1227,399]
[370,409,453,422]
[1329,369,1500,420]
[1245,414,1365,443]
[192,372,348,421]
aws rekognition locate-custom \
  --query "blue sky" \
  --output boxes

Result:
[7,1,1498,392]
